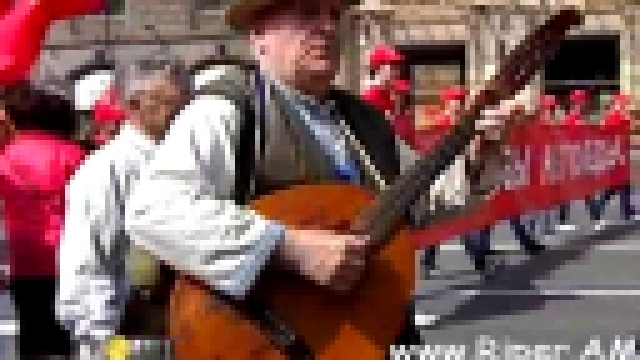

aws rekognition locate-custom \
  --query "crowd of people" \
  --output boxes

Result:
[0,1,635,359]
[0,55,188,358]
[361,43,636,280]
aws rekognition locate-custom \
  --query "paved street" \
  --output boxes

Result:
[413,192,640,359]
[0,194,638,359]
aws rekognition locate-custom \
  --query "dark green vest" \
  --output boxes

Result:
[198,65,401,202]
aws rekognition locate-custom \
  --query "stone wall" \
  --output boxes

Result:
[33,0,234,81]
[30,0,640,130]
[353,1,640,130]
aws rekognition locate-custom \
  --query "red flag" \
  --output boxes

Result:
[0,0,107,86]
[411,123,630,247]
[0,0,12,17]
[0,0,51,86]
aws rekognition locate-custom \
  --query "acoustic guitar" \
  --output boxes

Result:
[168,8,583,360]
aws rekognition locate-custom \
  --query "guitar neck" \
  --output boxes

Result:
[360,108,482,252]
[354,8,583,254]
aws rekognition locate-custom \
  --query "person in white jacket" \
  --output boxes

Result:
[56,52,189,358]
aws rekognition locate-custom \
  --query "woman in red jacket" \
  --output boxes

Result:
[0,82,87,359]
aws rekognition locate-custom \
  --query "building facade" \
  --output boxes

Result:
[34,0,236,84]
[33,0,640,130]
[349,0,640,128]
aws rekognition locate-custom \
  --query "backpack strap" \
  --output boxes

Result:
[195,66,261,205]
[192,67,312,359]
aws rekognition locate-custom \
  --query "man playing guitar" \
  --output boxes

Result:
[124,0,580,358]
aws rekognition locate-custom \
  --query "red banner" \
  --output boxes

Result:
[410,123,631,247]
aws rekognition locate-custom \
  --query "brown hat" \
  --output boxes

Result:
[225,0,359,31]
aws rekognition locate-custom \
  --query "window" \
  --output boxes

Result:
[398,43,466,128]
[412,64,463,104]
[543,34,620,122]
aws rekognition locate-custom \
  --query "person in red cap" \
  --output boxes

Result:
[421,87,547,275]
[532,94,564,234]
[435,86,467,127]
[362,48,497,275]
[423,85,500,274]
[361,44,412,143]
[539,93,561,124]
[604,92,632,128]
[553,89,593,231]
[361,44,419,171]
[0,82,86,359]
[91,86,127,146]
[386,78,416,145]
[565,88,590,126]
[587,92,635,224]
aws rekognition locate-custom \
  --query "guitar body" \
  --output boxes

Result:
[169,184,416,360]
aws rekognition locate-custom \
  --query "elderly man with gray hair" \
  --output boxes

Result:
[56,50,190,358]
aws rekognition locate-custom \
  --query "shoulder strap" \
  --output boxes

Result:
[195,66,261,205]
[193,69,312,358]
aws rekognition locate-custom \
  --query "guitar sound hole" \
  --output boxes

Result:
[333,219,352,232]
[300,210,330,227]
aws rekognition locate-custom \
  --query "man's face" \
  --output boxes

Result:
[135,74,186,136]
[251,0,343,84]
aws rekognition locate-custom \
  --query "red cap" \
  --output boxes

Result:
[92,87,126,126]
[440,86,467,103]
[569,89,589,104]
[368,45,404,71]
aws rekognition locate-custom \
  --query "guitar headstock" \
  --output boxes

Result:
[468,7,584,120]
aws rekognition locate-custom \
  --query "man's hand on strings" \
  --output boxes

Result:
[280,228,371,293]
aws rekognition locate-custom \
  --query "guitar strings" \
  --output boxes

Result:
[337,116,388,193]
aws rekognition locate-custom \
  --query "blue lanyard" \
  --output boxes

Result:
[264,74,360,184]
[333,162,359,183]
